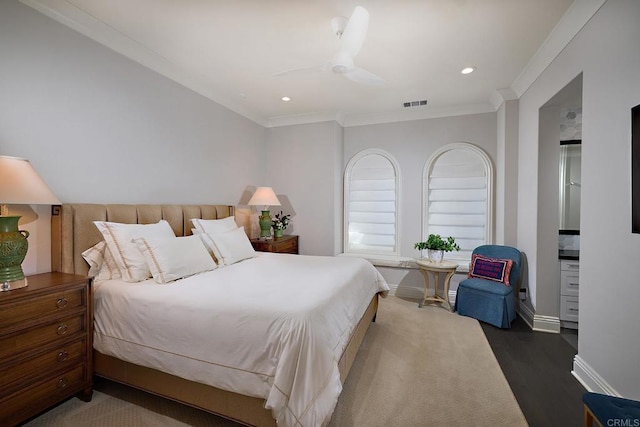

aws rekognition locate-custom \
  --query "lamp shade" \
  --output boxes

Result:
[248,187,281,207]
[0,155,60,205]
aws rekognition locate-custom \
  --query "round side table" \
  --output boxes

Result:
[416,259,459,311]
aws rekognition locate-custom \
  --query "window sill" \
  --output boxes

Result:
[338,253,470,273]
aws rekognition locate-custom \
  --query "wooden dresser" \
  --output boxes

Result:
[0,272,93,426]
[250,235,299,254]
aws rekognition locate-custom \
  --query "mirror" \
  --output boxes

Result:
[559,141,581,231]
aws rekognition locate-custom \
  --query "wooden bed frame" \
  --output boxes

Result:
[51,203,379,426]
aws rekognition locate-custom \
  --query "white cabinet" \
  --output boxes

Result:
[560,260,579,328]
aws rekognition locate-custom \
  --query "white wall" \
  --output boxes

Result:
[495,99,519,246]
[536,106,561,320]
[0,1,265,274]
[518,0,640,399]
[265,121,343,256]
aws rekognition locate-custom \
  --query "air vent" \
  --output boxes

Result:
[403,99,428,108]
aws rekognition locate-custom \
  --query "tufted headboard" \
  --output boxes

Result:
[51,204,234,276]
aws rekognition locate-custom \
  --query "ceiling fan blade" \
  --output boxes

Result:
[273,65,324,77]
[339,6,369,59]
[344,67,385,86]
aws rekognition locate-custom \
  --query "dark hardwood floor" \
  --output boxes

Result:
[481,316,586,427]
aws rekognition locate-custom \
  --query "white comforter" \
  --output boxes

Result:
[93,252,389,426]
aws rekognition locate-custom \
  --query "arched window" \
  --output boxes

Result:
[423,143,493,262]
[344,149,400,256]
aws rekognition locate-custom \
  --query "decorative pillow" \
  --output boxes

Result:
[468,254,514,286]
[81,241,122,281]
[191,217,238,266]
[133,235,217,284]
[206,226,256,266]
[93,220,176,282]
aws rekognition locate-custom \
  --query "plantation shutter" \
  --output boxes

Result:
[425,147,491,261]
[346,152,398,255]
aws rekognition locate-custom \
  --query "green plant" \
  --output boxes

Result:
[414,234,460,252]
[271,211,291,230]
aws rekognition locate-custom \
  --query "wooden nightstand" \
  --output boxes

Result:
[251,235,299,254]
[0,272,93,426]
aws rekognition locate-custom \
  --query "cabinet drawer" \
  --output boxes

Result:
[560,260,580,272]
[0,365,85,426]
[0,315,85,360]
[560,270,579,296]
[560,295,579,322]
[0,339,85,395]
[275,239,297,253]
[0,288,84,330]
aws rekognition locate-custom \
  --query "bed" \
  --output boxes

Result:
[51,203,388,426]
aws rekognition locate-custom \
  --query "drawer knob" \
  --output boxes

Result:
[57,324,68,335]
[56,297,68,308]
[57,350,69,362]
[57,378,69,389]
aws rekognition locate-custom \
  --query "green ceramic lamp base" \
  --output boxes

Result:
[0,215,30,291]
[258,210,272,238]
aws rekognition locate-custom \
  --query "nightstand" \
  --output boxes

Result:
[0,272,93,426]
[251,235,299,254]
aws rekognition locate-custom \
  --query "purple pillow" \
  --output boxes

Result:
[468,254,513,286]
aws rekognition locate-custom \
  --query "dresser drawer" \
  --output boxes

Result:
[0,314,85,360]
[274,238,298,253]
[560,270,579,296]
[560,295,579,322]
[0,339,85,396]
[0,287,85,330]
[560,260,580,272]
[0,365,85,426]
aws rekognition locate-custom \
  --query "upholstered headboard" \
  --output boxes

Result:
[51,204,234,276]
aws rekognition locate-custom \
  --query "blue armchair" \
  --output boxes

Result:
[454,245,522,328]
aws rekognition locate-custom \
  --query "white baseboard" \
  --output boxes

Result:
[532,314,561,333]
[517,303,535,329]
[573,354,621,396]
[515,303,560,333]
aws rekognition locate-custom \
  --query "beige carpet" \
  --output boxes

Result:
[25,296,527,427]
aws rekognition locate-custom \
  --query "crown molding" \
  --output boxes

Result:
[490,88,518,111]
[341,104,495,128]
[510,0,606,98]
[267,103,495,128]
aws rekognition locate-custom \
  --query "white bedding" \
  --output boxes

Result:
[93,252,389,426]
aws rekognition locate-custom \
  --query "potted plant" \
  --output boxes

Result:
[414,234,460,262]
[271,211,291,238]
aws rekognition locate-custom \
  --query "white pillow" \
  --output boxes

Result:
[207,226,256,266]
[81,241,122,281]
[93,220,176,282]
[133,235,217,284]
[191,217,238,265]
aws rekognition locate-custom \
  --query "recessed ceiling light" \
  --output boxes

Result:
[461,66,476,75]
[281,96,291,102]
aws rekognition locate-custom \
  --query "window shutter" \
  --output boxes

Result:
[345,151,399,255]
[424,145,493,261]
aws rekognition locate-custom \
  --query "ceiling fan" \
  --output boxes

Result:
[275,6,385,86]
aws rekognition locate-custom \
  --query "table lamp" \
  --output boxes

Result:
[248,187,281,239]
[0,155,60,291]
